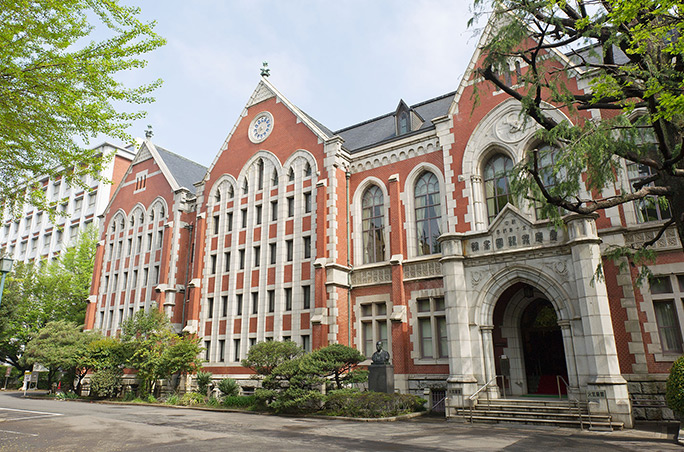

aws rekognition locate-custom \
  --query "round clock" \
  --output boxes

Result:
[249,112,274,143]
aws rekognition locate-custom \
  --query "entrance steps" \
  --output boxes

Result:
[452,398,624,431]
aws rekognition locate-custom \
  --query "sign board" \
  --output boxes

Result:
[23,371,31,383]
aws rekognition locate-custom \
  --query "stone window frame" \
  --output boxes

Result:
[640,263,684,362]
[355,294,392,358]
[402,164,447,259]
[409,288,448,365]
[351,177,390,267]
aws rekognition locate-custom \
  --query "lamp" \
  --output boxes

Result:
[0,257,14,310]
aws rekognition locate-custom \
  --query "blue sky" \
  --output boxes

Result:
[116,1,484,167]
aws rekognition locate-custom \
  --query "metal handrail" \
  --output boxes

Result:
[556,375,584,430]
[468,376,503,423]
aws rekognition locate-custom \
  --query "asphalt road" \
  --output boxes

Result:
[0,391,679,451]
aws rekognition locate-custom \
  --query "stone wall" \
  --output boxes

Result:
[626,374,674,421]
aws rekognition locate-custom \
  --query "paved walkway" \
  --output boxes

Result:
[0,391,680,451]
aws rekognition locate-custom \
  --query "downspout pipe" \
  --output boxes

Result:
[346,169,352,347]
[180,222,194,331]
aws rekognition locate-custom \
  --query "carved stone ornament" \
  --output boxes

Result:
[494,112,529,143]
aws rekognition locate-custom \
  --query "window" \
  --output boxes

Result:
[74,197,83,214]
[301,334,311,352]
[252,292,259,315]
[302,285,310,309]
[415,172,441,255]
[127,238,133,255]
[628,163,671,223]
[360,302,389,357]
[228,185,234,199]
[132,270,138,288]
[147,232,152,251]
[254,246,260,267]
[304,162,312,177]
[210,255,217,274]
[224,252,231,272]
[533,145,564,220]
[122,272,128,290]
[249,338,257,348]
[242,178,249,195]
[143,268,149,285]
[255,205,262,225]
[116,239,123,258]
[271,169,279,186]
[288,167,295,182]
[153,265,160,284]
[236,294,243,316]
[241,208,247,228]
[286,240,293,261]
[268,290,275,313]
[398,111,410,135]
[157,230,163,248]
[303,236,311,259]
[257,159,264,190]
[362,185,385,264]
[207,297,214,319]
[287,196,294,217]
[304,192,312,213]
[227,212,233,232]
[269,243,277,265]
[221,295,228,317]
[205,341,211,361]
[285,288,292,311]
[484,154,514,223]
[219,340,225,362]
[416,296,448,359]
[214,188,222,204]
[649,275,684,354]
[271,200,278,221]
[213,215,220,234]
[233,339,241,362]
[239,249,245,270]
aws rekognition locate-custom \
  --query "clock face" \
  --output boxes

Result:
[249,112,274,143]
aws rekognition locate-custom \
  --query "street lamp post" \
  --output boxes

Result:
[0,257,14,310]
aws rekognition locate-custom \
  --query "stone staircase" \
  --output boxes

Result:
[452,398,624,431]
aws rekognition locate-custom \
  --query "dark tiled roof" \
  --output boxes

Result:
[333,91,455,153]
[300,110,335,137]
[156,146,207,194]
[566,44,630,67]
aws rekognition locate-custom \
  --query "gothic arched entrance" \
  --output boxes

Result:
[491,282,569,397]
[520,298,568,395]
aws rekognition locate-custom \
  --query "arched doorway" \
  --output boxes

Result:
[491,283,569,397]
[520,298,568,395]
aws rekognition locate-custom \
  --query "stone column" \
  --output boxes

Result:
[565,214,632,428]
[480,326,498,398]
[557,319,580,398]
[470,175,486,232]
[439,232,478,414]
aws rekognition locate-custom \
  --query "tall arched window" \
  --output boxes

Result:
[362,185,385,264]
[288,167,295,182]
[227,185,234,199]
[415,172,441,255]
[242,178,248,195]
[257,159,264,190]
[304,162,311,177]
[533,145,561,220]
[271,169,279,186]
[484,153,514,223]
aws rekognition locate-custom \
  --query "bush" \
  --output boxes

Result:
[88,368,123,399]
[268,387,324,414]
[218,378,240,397]
[165,394,180,405]
[146,394,157,403]
[206,396,221,407]
[222,395,256,409]
[180,392,205,406]
[323,390,426,418]
[195,371,212,395]
[667,356,684,416]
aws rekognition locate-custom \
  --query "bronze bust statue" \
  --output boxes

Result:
[371,341,390,364]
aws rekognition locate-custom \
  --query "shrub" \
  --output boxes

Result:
[146,394,157,403]
[206,396,221,407]
[88,368,123,399]
[165,394,180,405]
[268,387,323,414]
[222,395,256,409]
[180,392,205,406]
[218,378,240,397]
[195,371,212,395]
[323,390,426,418]
[667,356,684,416]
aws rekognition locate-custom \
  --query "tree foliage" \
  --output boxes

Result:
[121,310,202,395]
[471,1,684,263]
[0,225,98,371]
[241,340,304,376]
[0,0,164,216]
[667,355,684,416]
[24,320,99,392]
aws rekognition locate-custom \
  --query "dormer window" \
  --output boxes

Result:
[394,99,423,136]
[398,111,410,135]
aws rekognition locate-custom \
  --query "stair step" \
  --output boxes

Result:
[455,409,606,421]
[457,414,623,430]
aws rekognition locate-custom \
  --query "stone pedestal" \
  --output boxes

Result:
[369,364,394,393]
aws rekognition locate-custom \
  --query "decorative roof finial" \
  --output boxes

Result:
[260,61,270,77]
[145,125,153,139]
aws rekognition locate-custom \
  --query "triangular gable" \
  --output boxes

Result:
[204,77,332,182]
[448,13,583,117]
[487,203,533,232]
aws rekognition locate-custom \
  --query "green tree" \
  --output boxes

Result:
[241,340,304,376]
[24,320,99,392]
[121,310,202,394]
[471,1,684,272]
[306,343,367,390]
[0,0,164,217]
[0,226,98,373]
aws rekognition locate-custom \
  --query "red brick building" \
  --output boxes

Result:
[86,26,684,427]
